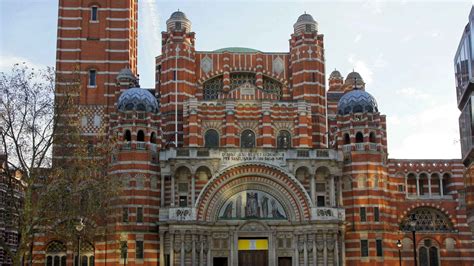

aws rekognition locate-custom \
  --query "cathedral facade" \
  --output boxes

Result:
[33,1,474,266]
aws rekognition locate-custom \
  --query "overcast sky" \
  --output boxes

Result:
[1,0,472,159]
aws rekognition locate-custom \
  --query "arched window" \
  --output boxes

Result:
[124,130,131,142]
[203,76,223,100]
[442,173,450,195]
[277,130,291,149]
[369,132,376,143]
[418,239,439,266]
[344,133,351,145]
[355,132,364,143]
[88,69,97,87]
[46,241,67,266]
[204,129,219,148]
[90,6,98,21]
[74,241,95,266]
[400,207,453,232]
[150,132,157,144]
[137,130,145,142]
[241,130,255,148]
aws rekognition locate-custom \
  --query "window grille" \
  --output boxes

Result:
[203,76,223,100]
[400,207,453,232]
[230,73,256,90]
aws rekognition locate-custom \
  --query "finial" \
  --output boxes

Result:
[304,11,306,14]
[178,8,180,12]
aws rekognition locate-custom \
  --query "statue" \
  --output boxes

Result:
[245,192,259,218]
[236,194,242,218]
[261,195,269,217]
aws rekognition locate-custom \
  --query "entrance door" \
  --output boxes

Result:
[214,257,228,266]
[278,257,292,266]
[238,250,268,266]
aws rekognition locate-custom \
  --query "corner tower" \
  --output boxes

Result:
[157,11,196,147]
[290,13,327,148]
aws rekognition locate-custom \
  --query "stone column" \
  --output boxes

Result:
[180,232,185,266]
[161,175,165,207]
[405,175,408,197]
[341,230,346,266]
[160,232,165,266]
[207,235,211,266]
[337,177,343,207]
[330,176,336,207]
[171,175,176,206]
[323,232,328,266]
[191,175,196,206]
[310,174,316,206]
[334,232,339,266]
[303,234,308,266]
[428,175,432,197]
[170,233,175,266]
[312,234,317,266]
[200,235,204,266]
[269,232,276,266]
[192,233,196,266]
[294,235,299,266]
[416,175,420,197]
[440,177,444,196]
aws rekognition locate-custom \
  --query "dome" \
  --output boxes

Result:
[166,10,192,32]
[346,71,363,82]
[170,10,188,20]
[293,12,318,34]
[116,67,136,82]
[117,88,158,113]
[297,13,316,23]
[337,89,378,115]
[329,69,342,79]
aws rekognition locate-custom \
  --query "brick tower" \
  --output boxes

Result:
[156,11,196,148]
[289,13,327,148]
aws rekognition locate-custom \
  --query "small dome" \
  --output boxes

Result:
[346,71,363,82]
[337,89,378,115]
[116,67,136,83]
[166,10,192,32]
[293,12,318,34]
[345,71,365,87]
[329,69,342,80]
[170,11,187,20]
[117,88,158,113]
[297,13,316,23]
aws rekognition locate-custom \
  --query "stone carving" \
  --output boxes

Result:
[201,56,212,74]
[219,190,287,220]
[273,57,284,75]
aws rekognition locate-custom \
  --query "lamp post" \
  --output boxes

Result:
[409,213,417,266]
[75,218,85,266]
[397,239,403,266]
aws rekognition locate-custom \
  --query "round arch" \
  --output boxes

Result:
[195,163,312,222]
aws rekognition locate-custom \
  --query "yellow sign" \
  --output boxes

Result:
[238,239,268,250]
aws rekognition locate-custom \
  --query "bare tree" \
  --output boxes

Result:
[0,63,119,265]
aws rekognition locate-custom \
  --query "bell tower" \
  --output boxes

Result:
[289,13,327,148]
[157,11,197,147]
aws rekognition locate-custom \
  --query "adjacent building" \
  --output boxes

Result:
[30,1,474,266]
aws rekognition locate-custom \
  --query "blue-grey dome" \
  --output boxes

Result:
[337,89,378,115]
[297,13,316,23]
[170,11,188,20]
[117,88,158,113]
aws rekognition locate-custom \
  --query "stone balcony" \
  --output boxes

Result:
[160,207,197,222]
[311,207,345,222]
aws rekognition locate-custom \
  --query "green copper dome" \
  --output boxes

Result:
[213,47,261,53]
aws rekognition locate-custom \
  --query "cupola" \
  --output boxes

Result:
[117,88,158,113]
[166,10,191,33]
[293,12,318,34]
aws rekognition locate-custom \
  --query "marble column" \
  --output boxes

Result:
[200,234,204,266]
[192,234,196,266]
[416,175,420,196]
[312,234,317,266]
[341,231,346,266]
[170,233,175,266]
[310,174,316,206]
[160,232,164,266]
[207,235,211,266]
[294,235,299,266]
[323,232,328,266]
[334,232,339,266]
[303,234,308,266]
[161,175,165,207]
[171,175,176,206]
[330,176,336,207]
[180,232,185,266]
[337,177,343,207]
[191,175,196,206]
[440,177,444,196]
[428,175,432,197]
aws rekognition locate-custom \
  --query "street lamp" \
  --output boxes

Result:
[409,213,417,266]
[75,218,85,266]
[397,239,403,266]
